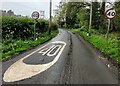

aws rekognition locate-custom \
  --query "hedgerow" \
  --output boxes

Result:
[1,16,58,60]
[2,16,58,40]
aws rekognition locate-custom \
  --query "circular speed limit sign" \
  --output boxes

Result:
[105,9,116,19]
[32,11,39,19]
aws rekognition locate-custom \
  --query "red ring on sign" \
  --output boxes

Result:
[32,11,39,19]
[105,8,116,19]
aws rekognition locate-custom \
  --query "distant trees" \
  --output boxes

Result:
[92,2,101,29]
[7,10,15,16]
[55,1,84,28]
[55,0,120,34]
[66,2,84,28]
[99,2,106,32]
[0,10,22,17]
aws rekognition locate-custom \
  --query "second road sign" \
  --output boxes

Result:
[105,9,116,19]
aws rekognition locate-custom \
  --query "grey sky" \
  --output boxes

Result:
[1,0,117,19]
[1,0,61,19]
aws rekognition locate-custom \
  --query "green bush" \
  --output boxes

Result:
[113,14,120,31]
[2,30,58,60]
[2,16,33,39]
[1,16,59,60]
[2,16,58,40]
[51,22,58,30]
[37,19,49,32]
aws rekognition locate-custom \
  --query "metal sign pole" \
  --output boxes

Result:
[106,19,110,38]
[34,19,36,41]
[31,11,39,40]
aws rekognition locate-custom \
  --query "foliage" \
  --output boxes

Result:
[2,16,58,40]
[51,22,59,30]
[113,1,120,31]
[99,2,107,32]
[2,16,33,39]
[1,30,58,61]
[1,16,58,60]
[56,1,120,65]
[56,2,84,28]
[92,2,101,29]
[56,1,120,32]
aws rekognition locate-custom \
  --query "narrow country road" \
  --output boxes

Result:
[2,29,118,84]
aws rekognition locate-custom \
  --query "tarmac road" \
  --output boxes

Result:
[2,29,118,84]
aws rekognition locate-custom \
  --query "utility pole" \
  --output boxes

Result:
[49,0,52,35]
[88,1,92,36]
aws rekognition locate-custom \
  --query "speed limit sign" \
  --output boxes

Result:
[32,11,39,19]
[105,9,116,19]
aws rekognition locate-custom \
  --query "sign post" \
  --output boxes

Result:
[31,11,39,40]
[106,19,110,38]
[105,8,116,38]
[34,20,36,40]
[105,9,116,38]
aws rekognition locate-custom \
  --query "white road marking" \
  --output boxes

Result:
[3,41,66,82]
[38,45,55,56]
[47,45,62,57]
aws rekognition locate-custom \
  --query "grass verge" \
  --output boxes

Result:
[1,30,59,61]
[71,28,120,64]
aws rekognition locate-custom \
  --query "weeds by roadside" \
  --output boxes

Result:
[71,28,120,64]
[1,30,58,61]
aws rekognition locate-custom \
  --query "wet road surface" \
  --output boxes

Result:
[2,29,118,84]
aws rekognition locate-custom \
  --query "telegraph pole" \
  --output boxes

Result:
[88,0,92,36]
[49,0,52,35]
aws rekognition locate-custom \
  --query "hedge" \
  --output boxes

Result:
[2,16,58,40]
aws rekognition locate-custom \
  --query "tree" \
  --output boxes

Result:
[92,2,101,29]
[113,1,120,31]
[99,2,107,33]
[7,10,15,16]
[55,1,85,28]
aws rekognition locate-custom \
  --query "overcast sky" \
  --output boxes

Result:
[1,0,61,19]
[1,0,117,19]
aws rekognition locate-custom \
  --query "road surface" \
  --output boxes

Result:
[2,29,118,84]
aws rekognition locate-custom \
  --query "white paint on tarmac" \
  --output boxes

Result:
[38,45,56,56]
[46,45,62,57]
[3,41,66,82]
